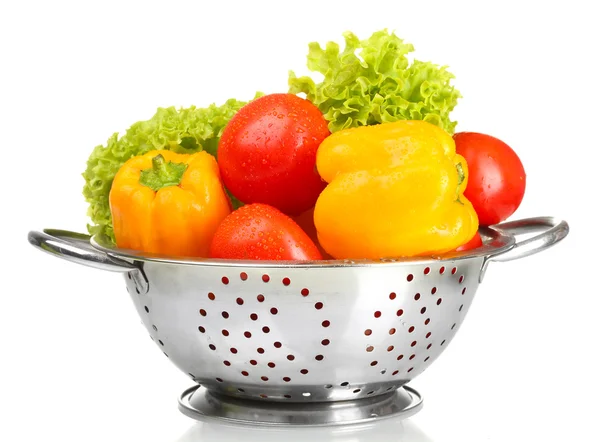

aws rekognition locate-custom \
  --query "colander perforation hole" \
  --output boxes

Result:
[241,371,249,376]
[324,384,333,389]
[261,376,269,381]
[315,302,324,310]
[135,287,140,295]
[300,369,309,375]
[224,361,231,366]
[441,340,446,346]
[452,267,457,275]
[262,274,270,283]
[370,361,378,366]
[437,298,443,305]
[321,339,330,346]
[389,292,397,300]
[216,377,223,383]
[262,326,270,333]
[222,311,229,319]
[287,354,295,361]
[387,345,394,352]
[409,354,415,360]
[209,344,216,351]
[397,354,404,360]
[408,367,414,373]
[322,320,330,328]
[198,326,205,333]
[367,391,375,395]
[459,275,465,283]
[259,394,268,398]
[257,348,265,354]
[459,304,464,312]
[424,267,430,275]
[236,297,244,305]
[208,292,215,301]
[427,343,432,349]
[163,352,169,358]
[439,266,445,274]
[365,329,372,336]
[230,347,238,354]
[374,311,382,318]
[462,287,467,295]
[407,274,414,282]
[221,276,229,285]
[414,293,421,301]
[340,382,349,387]
[222,329,229,336]
[425,318,431,325]
[431,287,437,295]
[257,295,265,302]
[282,277,291,286]
[144,306,149,313]
[268,362,276,368]
[274,341,282,348]
[420,307,427,314]
[397,309,404,317]
[426,332,432,338]
[315,354,324,361]
[240,272,248,281]
[424,356,430,362]
[353,389,361,394]
[284,394,292,398]
[451,323,456,330]
[244,331,252,338]
[270,307,278,315]
[152,325,158,331]
[411,341,417,347]
[392,370,399,376]
[408,326,415,333]
[389,328,396,335]
[250,313,258,321]
[199,309,207,317]
[301,288,310,297]
[283,377,291,382]
[238,388,245,393]
[366,346,374,352]
[158,340,164,346]
[250,360,258,365]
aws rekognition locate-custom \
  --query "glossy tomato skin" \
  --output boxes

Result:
[209,203,323,261]
[217,93,330,216]
[453,132,526,226]
[454,231,483,252]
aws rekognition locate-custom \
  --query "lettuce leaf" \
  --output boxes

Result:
[288,29,461,134]
[82,94,261,243]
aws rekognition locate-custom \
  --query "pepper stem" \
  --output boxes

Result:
[139,153,188,192]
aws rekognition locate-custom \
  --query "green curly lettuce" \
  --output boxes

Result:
[82,95,260,243]
[288,29,461,134]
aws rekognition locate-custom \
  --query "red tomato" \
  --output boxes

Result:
[291,206,334,259]
[453,132,526,226]
[209,203,323,261]
[454,231,483,252]
[217,93,330,216]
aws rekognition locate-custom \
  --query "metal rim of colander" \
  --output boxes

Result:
[89,225,515,268]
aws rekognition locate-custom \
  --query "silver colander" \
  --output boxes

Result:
[28,216,568,424]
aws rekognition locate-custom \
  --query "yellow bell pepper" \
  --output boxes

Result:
[314,120,479,259]
[109,150,231,257]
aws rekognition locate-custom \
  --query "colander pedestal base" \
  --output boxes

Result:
[178,384,423,427]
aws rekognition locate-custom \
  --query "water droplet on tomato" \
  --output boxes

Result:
[277,114,284,119]
[296,127,305,133]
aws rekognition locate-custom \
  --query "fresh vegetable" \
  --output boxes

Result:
[83,95,261,244]
[292,207,333,259]
[217,93,330,216]
[209,203,322,261]
[289,29,461,134]
[109,150,231,257]
[455,232,483,252]
[314,120,479,259]
[453,132,526,226]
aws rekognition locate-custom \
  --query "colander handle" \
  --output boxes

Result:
[487,216,569,263]
[27,229,149,293]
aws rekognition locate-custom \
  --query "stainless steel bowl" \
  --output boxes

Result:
[28,216,568,425]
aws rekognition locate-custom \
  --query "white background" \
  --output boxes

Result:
[1,1,597,441]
